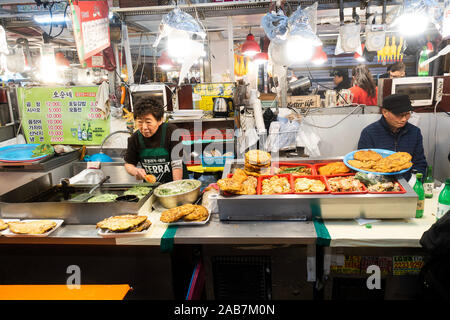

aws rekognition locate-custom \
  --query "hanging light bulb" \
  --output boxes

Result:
[167,29,192,59]
[242,33,260,57]
[394,12,429,36]
[157,51,175,70]
[311,46,327,65]
[285,35,315,64]
[252,52,268,65]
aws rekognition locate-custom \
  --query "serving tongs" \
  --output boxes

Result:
[68,176,111,202]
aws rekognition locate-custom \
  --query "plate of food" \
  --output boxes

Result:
[0,144,53,162]
[344,149,413,175]
[2,219,63,237]
[96,214,152,238]
[0,218,19,236]
[157,203,211,226]
[325,175,368,194]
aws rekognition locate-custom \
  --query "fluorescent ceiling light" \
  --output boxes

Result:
[34,14,69,24]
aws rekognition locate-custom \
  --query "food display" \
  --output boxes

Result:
[276,165,313,176]
[96,215,151,232]
[261,175,291,195]
[294,177,327,193]
[87,193,119,203]
[317,162,351,176]
[31,144,54,158]
[0,219,8,231]
[160,204,209,223]
[123,186,152,200]
[217,168,257,195]
[7,220,57,234]
[327,176,366,193]
[244,149,271,176]
[154,180,201,196]
[348,150,413,173]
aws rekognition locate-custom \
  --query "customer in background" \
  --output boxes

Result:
[388,62,406,78]
[350,65,378,106]
[330,69,351,92]
[357,94,427,180]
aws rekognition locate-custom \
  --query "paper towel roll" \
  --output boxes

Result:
[250,89,267,134]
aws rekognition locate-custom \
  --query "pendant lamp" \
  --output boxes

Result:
[253,52,268,64]
[242,33,260,57]
[157,51,174,70]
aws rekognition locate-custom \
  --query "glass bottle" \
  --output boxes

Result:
[423,165,434,199]
[413,173,425,218]
[437,179,450,220]
[82,123,87,141]
[87,123,92,141]
[408,169,418,188]
[418,46,429,76]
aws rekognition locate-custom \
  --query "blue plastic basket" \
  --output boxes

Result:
[200,155,234,167]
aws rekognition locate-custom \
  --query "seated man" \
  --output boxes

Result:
[357,94,427,180]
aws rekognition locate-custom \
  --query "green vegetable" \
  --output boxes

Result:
[123,186,152,199]
[31,144,54,158]
[87,193,118,203]
[155,180,200,196]
[354,172,377,186]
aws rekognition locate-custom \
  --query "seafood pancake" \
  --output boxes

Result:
[96,215,147,232]
[0,219,8,231]
[183,205,209,221]
[128,219,151,232]
[160,204,196,223]
[8,220,57,234]
[245,150,271,166]
[354,150,382,162]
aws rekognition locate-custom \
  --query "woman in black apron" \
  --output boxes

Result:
[124,97,188,184]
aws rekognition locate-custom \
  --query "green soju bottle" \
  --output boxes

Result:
[413,173,425,218]
[436,179,450,220]
[423,165,434,199]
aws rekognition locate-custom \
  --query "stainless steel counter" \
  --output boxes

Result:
[0,172,48,196]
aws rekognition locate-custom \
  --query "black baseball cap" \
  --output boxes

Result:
[330,68,348,78]
[382,94,413,114]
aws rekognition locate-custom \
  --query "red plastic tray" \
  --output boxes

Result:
[292,175,330,194]
[325,174,368,195]
[271,162,316,175]
[257,174,293,195]
[367,180,407,194]
[314,162,354,176]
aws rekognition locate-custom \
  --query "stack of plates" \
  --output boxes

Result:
[171,110,204,120]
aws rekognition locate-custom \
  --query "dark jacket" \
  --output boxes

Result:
[357,116,427,181]
[334,78,351,92]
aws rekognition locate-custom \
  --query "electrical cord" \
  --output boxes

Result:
[306,65,350,105]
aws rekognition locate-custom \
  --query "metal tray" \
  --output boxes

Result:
[217,158,418,221]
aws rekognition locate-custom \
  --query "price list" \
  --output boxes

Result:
[18,86,110,145]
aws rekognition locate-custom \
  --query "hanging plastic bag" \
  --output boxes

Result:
[296,122,321,157]
[336,23,362,54]
[287,4,321,46]
[261,11,289,43]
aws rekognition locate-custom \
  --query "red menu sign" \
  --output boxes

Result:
[70,0,110,62]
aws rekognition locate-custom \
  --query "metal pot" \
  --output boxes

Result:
[154,179,201,209]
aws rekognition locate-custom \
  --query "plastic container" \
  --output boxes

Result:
[200,154,234,167]
[257,174,293,195]
[272,162,316,175]
[293,175,330,194]
[325,174,368,195]
[314,162,354,176]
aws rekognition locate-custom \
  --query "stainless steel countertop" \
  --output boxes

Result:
[0,172,48,196]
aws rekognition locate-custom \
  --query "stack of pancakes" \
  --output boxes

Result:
[348,150,413,173]
[160,204,209,223]
[244,150,271,176]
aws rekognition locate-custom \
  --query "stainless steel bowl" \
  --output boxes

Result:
[154,179,201,209]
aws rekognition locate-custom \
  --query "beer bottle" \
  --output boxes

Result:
[413,173,425,218]
[437,179,450,220]
[423,165,434,198]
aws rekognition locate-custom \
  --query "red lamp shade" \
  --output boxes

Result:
[312,46,327,65]
[157,51,174,70]
[55,52,70,67]
[354,43,365,62]
[253,52,268,64]
[242,33,260,57]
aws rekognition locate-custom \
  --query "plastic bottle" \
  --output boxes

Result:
[413,173,425,218]
[423,165,434,199]
[418,46,429,76]
[408,169,418,188]
[436,179,450,220]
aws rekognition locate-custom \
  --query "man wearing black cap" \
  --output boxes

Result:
[357,94,427,180]
[331,69,351,92]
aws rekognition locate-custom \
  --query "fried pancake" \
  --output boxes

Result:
[8,220,57,234]
[318,162,351,176]
[373,152,412,173]
[245,150,271,166]
[348,159,376,170]
[127,219,152,232]
[236,176,257,195]
[0,219,8,231]
[96,215,147,231]
[384,152,412,163]
[183,205,209,221]
[244,162,270,171]
[354,150,383,162]
[160,204,196,223]
[217,178,243,193]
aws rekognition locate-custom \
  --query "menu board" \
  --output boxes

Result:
[17,86,110,145]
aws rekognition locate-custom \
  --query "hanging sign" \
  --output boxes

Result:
[17,86,110,145]
[70,0,110,62]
